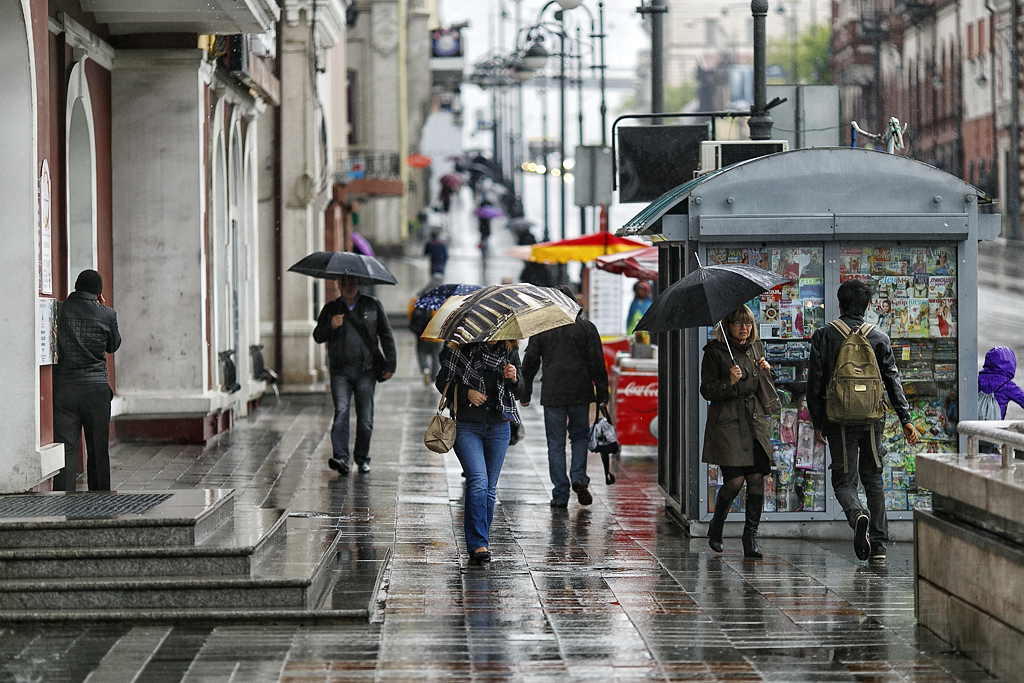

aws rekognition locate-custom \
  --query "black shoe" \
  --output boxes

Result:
[328,458,350,476]
[358,462,371,473]
[742,494,764,559]
[869,543,887,565]
[550,499,568,509]
[470,548,492,564]
[707,491,736,553]
[853,512,871,561]
[572,481,593,506]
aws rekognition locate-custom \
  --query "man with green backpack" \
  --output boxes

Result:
[807,279,919,565]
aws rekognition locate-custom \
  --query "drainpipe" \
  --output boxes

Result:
[273,20,283,376]
[749,0,774,140]
[1010,0,1022,240]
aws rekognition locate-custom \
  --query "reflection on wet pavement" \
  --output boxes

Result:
[0,349,998,680]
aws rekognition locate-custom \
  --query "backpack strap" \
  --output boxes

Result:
[856,323,875,336]
[829,319,852,337]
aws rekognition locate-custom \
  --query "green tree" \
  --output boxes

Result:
[616,83,697,115]
[768,22,831,85]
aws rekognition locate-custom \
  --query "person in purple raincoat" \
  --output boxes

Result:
[978,347,1024,419]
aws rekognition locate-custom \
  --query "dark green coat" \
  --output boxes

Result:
[700,338,774,468]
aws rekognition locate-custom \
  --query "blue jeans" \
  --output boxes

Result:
[454,421,511,552]
[544,404,591,503]
[330,370,376,466]
[826,423,888,544]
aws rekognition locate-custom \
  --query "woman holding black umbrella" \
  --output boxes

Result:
[702,305,775,559]
[435,340,525,564]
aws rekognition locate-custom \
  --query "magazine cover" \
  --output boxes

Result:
[780,303,804,338]
[929,298,956,337]
[780,283,800,302]
[798,279,824,300]
[912,274,929,298]
[795,423,815,468]
[885,490,908,510]
[876,276,912,299]
[930,247,956,276]
[888,297,910,337]
[928,276,956,299]
[840,247,869,275]
[803,299,824,335]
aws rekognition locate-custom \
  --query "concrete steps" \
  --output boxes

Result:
[0,490,345,620]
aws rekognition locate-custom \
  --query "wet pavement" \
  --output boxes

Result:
[0,352,998,681]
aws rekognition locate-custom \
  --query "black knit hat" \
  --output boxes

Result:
[74,269,103,295]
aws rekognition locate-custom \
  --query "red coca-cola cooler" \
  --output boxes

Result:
[610,358,658,446]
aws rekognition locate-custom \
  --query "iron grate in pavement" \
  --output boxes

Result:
[0,493,173,518]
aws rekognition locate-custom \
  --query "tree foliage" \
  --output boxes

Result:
[768,22,832,85]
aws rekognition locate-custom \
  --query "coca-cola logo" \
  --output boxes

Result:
[621,381,658,397]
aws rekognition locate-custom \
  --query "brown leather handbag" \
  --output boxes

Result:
[424,382,457,453]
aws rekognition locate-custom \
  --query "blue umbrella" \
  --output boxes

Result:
[413,284,482,311]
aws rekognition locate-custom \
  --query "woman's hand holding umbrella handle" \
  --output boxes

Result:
[729,365,743,385]
[331,314,345,329]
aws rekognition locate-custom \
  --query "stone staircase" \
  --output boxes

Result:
[0,489,368,621]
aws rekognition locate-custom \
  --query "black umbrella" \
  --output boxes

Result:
[288,251,397,285]
[635,263,790,336]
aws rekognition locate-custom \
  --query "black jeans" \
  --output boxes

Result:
[826,423,887,545]
[52,383,113,491]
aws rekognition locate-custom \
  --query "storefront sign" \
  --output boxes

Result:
[39,160,52,295]
[38,297,56,365]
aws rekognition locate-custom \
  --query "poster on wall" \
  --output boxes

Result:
[588,267,624,336]
[38,297,56,365]
[39,160,52,295]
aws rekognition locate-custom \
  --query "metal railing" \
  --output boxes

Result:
[958,420,1024,468]
[334,148,400,184]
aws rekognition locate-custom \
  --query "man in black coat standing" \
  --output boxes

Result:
[53,269,121,491]
[522,286,609,507]
[313,275,397,475]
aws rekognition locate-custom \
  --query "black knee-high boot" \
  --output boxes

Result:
[707,489,738,553]
[742,494,764,558]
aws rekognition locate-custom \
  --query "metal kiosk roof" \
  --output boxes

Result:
[616,147,999,243]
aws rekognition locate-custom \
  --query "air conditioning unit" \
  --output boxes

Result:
[699,140,789,174]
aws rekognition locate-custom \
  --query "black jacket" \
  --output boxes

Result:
[53,291,121,385]
[313,295,397,377]
[522,314,609,406]
[807,313,912,433]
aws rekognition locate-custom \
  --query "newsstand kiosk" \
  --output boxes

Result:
[617,147,1000,537]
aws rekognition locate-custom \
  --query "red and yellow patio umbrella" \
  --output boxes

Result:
[529,233,647,264]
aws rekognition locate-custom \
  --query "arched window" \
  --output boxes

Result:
[66,61,97,289]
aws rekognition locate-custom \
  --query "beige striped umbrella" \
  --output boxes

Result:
[421,284,580,344]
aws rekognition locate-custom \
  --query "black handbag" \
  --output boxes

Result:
[754,341,782,414]
[346,311,390,382]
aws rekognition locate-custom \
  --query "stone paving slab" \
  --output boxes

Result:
[0,330,998,680]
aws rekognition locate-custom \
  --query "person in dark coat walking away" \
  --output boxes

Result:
[52,269,121,491]
[522,286,609,508]
[314,275,397,475]
[436,340,525,563]
[979,346,1024,419]
[423,230,448,277]
[702,305,775,558]
[410,275,444,385]
[807,279,919,566]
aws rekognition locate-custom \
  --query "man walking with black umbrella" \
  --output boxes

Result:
[313,274,397,475]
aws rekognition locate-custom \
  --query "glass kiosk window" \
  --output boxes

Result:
[840,246,957,512]
[705,246,827,515]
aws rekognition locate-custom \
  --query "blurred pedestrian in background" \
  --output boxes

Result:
[423,230,448,277]
[626,281,652,334]
[978,346,1024,420]
[410,275,444,385]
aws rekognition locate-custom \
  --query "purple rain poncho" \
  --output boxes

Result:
[978,346,1024,419]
